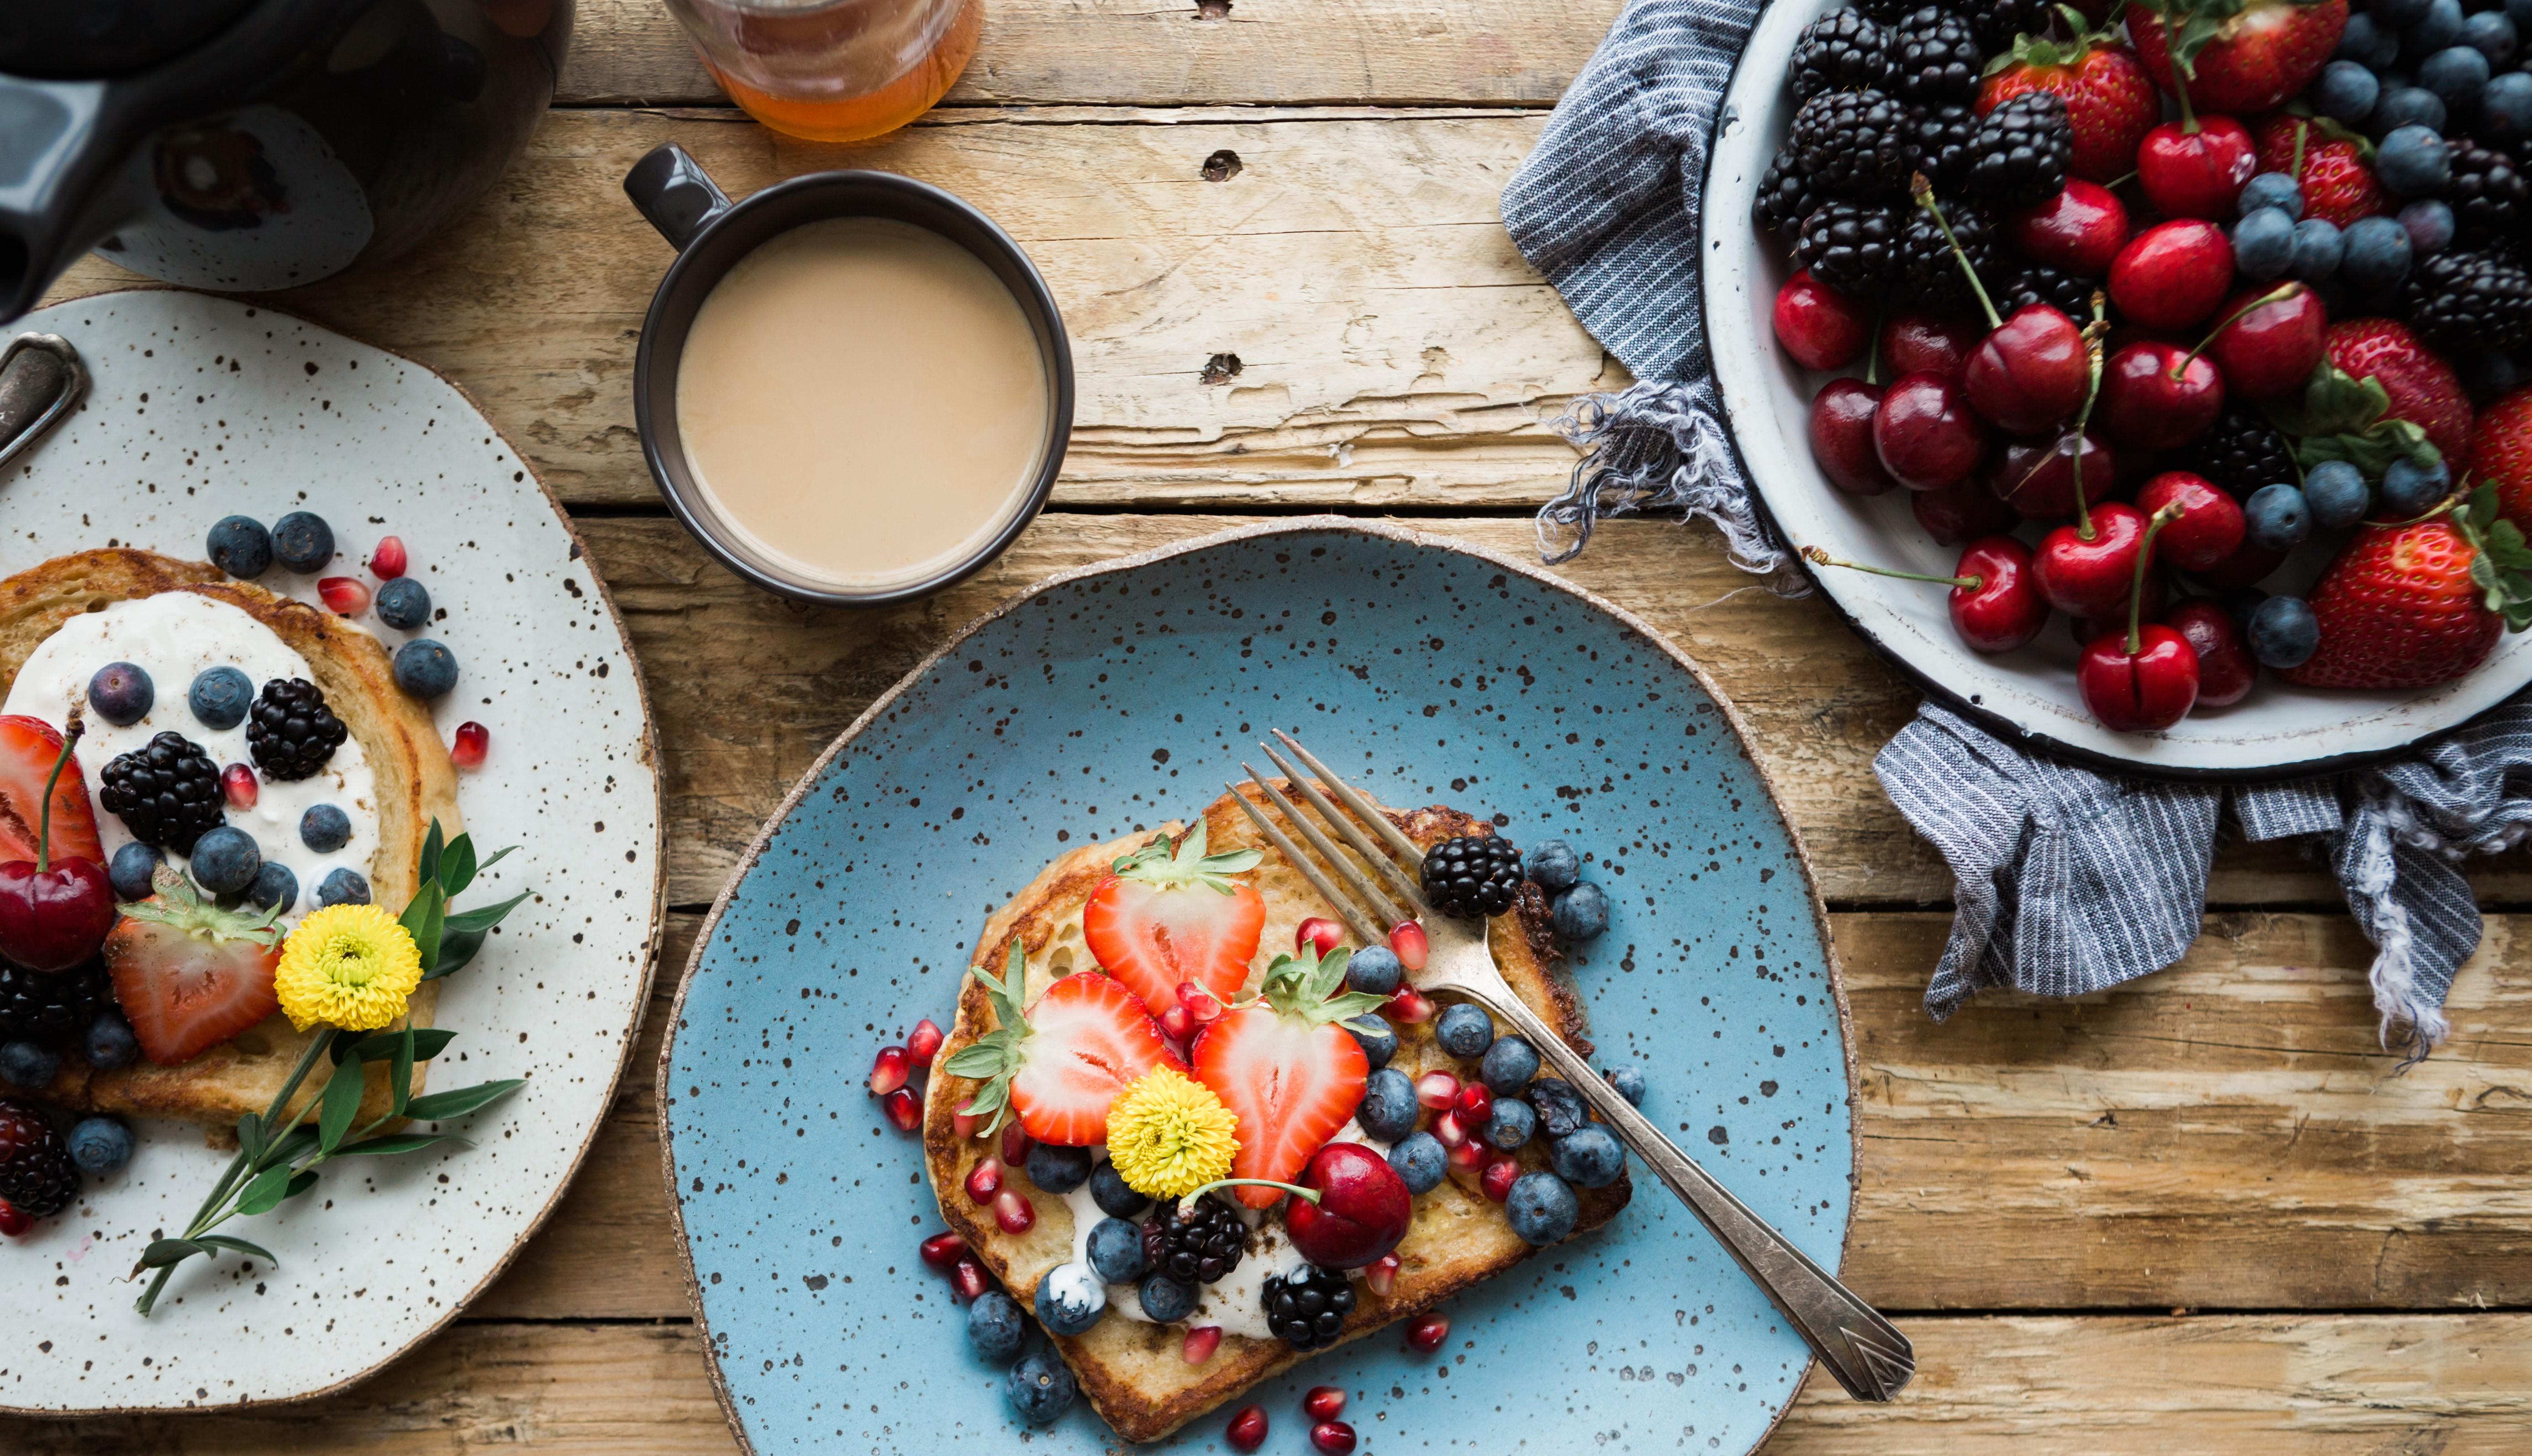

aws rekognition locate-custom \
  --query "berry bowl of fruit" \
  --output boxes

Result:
[1705,0,2532,775]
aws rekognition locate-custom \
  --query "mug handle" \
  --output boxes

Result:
[624,144,733,252]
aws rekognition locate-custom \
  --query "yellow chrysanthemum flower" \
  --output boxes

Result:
[273,904,424,1032]
[1104,1067,1239,1198]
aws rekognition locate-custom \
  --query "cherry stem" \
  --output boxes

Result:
[2071,304,2109,539]
[1801,546,1981,592]
[1182,1176,1321,1207]
[1910,174,2002,330]
[33,714,81,876]
[2127,503,2184,656]
[2175,284,2299,378]
[2292,119,2310,182]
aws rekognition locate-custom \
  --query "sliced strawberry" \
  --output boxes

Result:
[941,944,1184,1146]
[1191,943,1389,1208]
[103,869,284,1065]
[1082,823,1265,1019]
[0,717,102,866]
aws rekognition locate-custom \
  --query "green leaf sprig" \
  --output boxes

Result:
[2458,483,2532,632]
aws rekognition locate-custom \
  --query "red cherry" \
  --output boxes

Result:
[1772,270,1872,371]
[2204,283,2327,402]
[2134,472,2245,572]
[1986,429,2119,521]
[1809,379,1897,496]
[1227,1405,1270,1452]
[1284,1141,1414,1269]
[1913,472,2020,544]
[1880,311,1982,380]
[1872,371,1987,491]
[0,724,114,973]
[919,1230,969,1269]
[2136,117,2257,220]
[2070,570,2169,646]
[2008,180,2131,275]
[2033,501,2152,618]
[222,762,258,810]
[1310,1420,1358,1455]
[2189,536,2286,589]
[1303,1386,1348,1421]
[1295,917,1345,957]
[1949,538,2051,653]
[2109,220,2236,332]
[1405,1312,1451,1352]
[2081,623,2202,730]
[369,534,409,579]
[450,720,489,768]
[2167,599,2258,707]
[906,1017,945,1069]
[1965,304,2090,435]
[2098,341,2225,451]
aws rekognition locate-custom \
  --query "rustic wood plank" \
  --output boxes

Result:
[559,0,1621,108]
[6,1312,2522,1452]
[42,109,1622,511]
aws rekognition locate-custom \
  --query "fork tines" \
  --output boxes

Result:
[1227,731,1431,947]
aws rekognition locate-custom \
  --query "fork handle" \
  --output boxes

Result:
[1457,985,1915,1403]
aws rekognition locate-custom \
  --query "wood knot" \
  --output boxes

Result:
[1201,149,1243,182]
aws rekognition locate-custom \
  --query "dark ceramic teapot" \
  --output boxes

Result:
[0,0,571,321]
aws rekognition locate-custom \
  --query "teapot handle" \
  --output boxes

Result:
[624,144,733,252]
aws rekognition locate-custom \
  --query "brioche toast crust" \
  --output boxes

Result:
[924,784,1630,1444]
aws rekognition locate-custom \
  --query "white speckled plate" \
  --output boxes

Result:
[0,290,662,1413]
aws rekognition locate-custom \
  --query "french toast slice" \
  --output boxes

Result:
[923,784,1630,1444]
[0,549,460,1126]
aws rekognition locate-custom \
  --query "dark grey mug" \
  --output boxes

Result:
[622,142,1073,606]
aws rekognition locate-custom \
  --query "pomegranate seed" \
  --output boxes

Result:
[1405,1312,1450,1352]
[869,1045,910,1096]
[1386,985,1435,1023]
[1001,1121,1032,1166]
[1295,917,1345,957]
[964,1155,1003,1203]
[369,535,409,579]
[1447,1136,1487,1173]
[919,1231,968,1269]
[906,1018,944,1069]
[1455,1082,1493,1124]
[952,1100,983,1139]
[994,1188,1036,1234]
[1159,1003,1195,1043]
[450,721,490,769]
[1179,981,1227,1024]
[221,762,258,810]
[1481,1152,1520,1202]
[1226,1404,1269,1452]
[1302,1386,1347,1421]
[317,575,371,616]
[0,1198,28,1237]
[1416,1070,1460,1110]
[1310,1420,1357,1455]
[1181,1325,1222,1365]
[1389,920,1428,971]
[950,1255,988,1301]
[1432,1108,1469,1149]
[883,1087,920,1131]
[1364,1254,1400,1296]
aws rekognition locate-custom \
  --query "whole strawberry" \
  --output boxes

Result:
[1977,31,2160,183]
[2284,488,2532,689]
[2475,384,2532,533]
[2253,114,2382,228]
[2326,320,2475,468]
[2129,0,2347,115]
[0,1098,76,1228]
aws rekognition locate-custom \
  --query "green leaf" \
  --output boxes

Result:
[2473,553,2499,592]
[423,925,486,982]
[404,1078,525,1124]
[474,844,517,876]
[400,878,446,980]
[391,1026,416,1115]
[195,1234,277,1263]
[939,1044,1008,1078]
[285,1169,319,1200]
[137,1238,207,1269]
[439,834,478,899]
[235,1165,294,1216]
[348,1027,458,1063]
[235,1112,265,1165]
[444,891,530,935]
[262,1125,319,1171]
[333,1132,469,1157]
[318,1059,366,1153]
[419,819,446,887]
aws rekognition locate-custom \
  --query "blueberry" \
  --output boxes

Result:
[2511,0,2532,31]
[1549,1124,1627,1189]
[1525,1076,1591,1139]
[247,860,299,914]
[1087,1160,1150,1219]
[1345,1014,1398,1071]
[1006,1347,1077,1425]
[2382,455,2453,514]
[2407,0,2465,52]
[1483,1098,1537,1150]
[1552,882,1610,943]
[2466,9,2518,61]
[392,638,459,699]
[1433,1003,1495,1059]
[2398,198,2456,257]
[1358,1067,1419,1142]
[2342,215,2416,289]
[2243,483,2314,552]
[66,1116,131,1176]
[1086,1217,1148,1285]
[1136,1273,1198,1323]
[108,841,163,902]
[2419,43,2490,100]
[1387,1131,1446,1193]
[2372,0,2429,27]
[2291,218,2346,281]
[83,1012,138,1072]
[1025,1141,1092,1195]
[299,803,353,854]
[2377,124,2454,197]
[1504,1170,1580,1246]
[0,1040,58,1089]
[205,516,273,578]
[373,576,433,631]
[1344,944,1402,997]
[967,1290,1026,1361]
[1604,1064,1648,1107]
[2460,351,2526,402]
[317,867,371,906]
[2371,85,2448,137]
[270,511,335,573]
[2233,206,2297,280]
[86,662,153,726]
[1524,839,1582,892]
[2344,11,2404,67]
[2482,70,2532,144]
[2314,60,2382,122]
[1033,1261,1106,1337]
[1479,1033,1541,1094]
[188,824,261,896]
[2304,460,2372,530]
[187,666,254,731]
[2248,595,2321,669]
[2238,172,2304,220]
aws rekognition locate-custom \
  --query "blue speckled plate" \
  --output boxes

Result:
[660,519,1856,1455]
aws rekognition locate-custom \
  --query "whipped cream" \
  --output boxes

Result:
[2,592,379,922]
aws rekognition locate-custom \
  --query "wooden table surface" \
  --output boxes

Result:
[15,2,2532,1451]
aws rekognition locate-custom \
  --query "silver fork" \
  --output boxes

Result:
[1228,730,1914,1404]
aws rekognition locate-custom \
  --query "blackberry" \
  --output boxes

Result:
[1791,10,1894,102]
[98,732,224,853]
[0,962,110,1051]
[1966,92,2073,207]
[0,1099,74,1219]
[245,677,347,782]
[1906,103,1980,192]
[2444,140,2529,243]
[2000,261,2092,317]
[1260,1264,1357,1350]
[1795,201,1904,294]
[1143,1194,1245,1285]
[1888,7,1982,107]
[1790,88,1912,200]
[1419,834,1524,919]
[1752,146,1822,234]
[2402,249,2532,352]
[1970,0,2069,58]
[1896,198,1999,312]
[2185,407,2298,498]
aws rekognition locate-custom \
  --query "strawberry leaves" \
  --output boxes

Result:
[2263,363,2444,477]
[940,940,1033,1135]
[2140,0,2250,81]
[1256,942,1391,1026]
[2457,483,2532,632]
[1111,822,1262,894]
